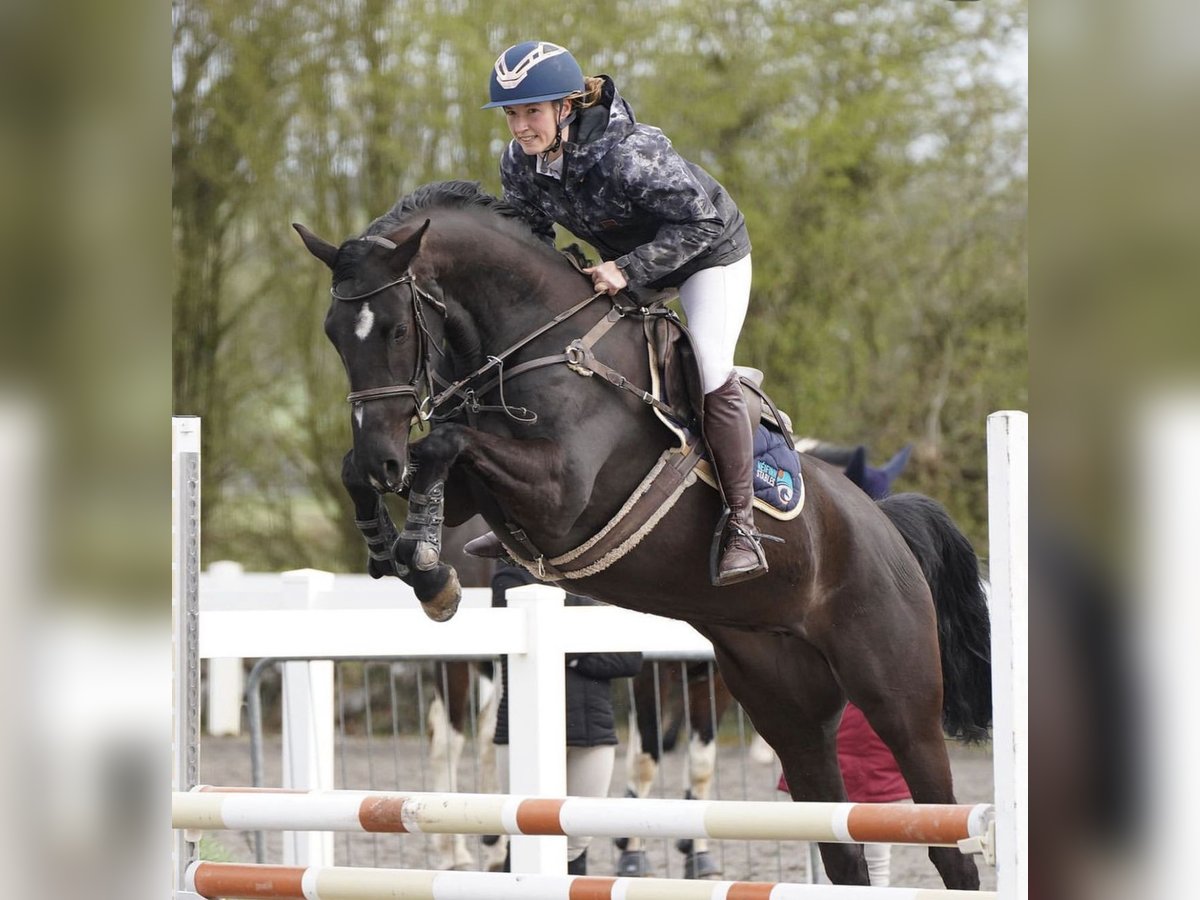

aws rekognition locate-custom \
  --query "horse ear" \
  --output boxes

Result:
[293,223,338,270]
[385,219,432,274]
[843,446,866,490]
[881,444,913,485]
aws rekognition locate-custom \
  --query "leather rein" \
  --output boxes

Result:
[332,270,618,430]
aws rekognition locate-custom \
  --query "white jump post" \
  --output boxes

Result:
[172,416,203,899]
[504,583,568,874]
[280,568,337,866]
[987,410,1028,900]
[204,561,246,737]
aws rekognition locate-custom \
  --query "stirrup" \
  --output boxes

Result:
[708,509,770,586]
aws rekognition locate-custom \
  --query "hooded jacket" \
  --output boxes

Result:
[499,76,750,290]
[491,564,643,747]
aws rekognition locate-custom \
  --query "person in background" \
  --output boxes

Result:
[492,562,643,875]
[778,702,913,886]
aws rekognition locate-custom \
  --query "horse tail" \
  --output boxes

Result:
[878,493,992,742]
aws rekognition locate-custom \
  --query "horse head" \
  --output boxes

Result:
[294,218,436,493]
[844,444,913,500]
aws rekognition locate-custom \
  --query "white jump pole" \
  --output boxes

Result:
[986,411,1028,900]
[186,861,999,900]
[280,568,337,866]
[172,416,203,899]
[504,583,568,874]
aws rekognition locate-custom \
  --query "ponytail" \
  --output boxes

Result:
[574,76,605,109]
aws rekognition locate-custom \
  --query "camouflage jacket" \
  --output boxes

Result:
[499,76,750,290]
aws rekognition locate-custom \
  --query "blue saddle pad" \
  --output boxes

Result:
[752,425,802,513]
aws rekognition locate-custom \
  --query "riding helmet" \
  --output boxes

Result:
[482,41,584,108]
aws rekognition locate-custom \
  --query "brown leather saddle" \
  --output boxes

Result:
[494,254,798,580]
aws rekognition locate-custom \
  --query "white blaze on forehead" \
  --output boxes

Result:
[353,403,364,428]
[354,303,375,340]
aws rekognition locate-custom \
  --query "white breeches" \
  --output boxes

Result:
[678,253,752,393]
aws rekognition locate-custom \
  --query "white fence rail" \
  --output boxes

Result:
[198,569,714,872]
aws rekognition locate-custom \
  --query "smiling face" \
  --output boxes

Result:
[504,100,571,155]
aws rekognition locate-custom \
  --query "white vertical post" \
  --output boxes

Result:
[205,561,245,736]
[1140,396,1200,900]
[280,568,336,865]
[506,584,568,874]
[172,416,203,898]
[987,410,1028,900]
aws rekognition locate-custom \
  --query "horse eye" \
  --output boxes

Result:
[391,324,409,343]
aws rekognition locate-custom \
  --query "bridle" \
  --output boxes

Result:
[331,265,606,430]
[331,272,443,420]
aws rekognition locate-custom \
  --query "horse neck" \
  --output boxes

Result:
[426,225,587,358]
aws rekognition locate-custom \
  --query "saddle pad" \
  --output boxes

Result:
[752,424,803,513]
[694,424,805,521]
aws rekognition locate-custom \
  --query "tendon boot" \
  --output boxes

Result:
[463,530,507,559]
[704,372,768,586]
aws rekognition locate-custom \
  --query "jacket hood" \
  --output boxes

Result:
[564,75,636,179]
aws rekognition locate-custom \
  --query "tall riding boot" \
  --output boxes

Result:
[704,372,768,586]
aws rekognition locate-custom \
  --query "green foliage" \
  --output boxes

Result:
[173,0,1026,568]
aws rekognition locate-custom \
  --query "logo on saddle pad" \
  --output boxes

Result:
[755,460,794,505]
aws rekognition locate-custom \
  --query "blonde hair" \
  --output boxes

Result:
[570,76,605,109]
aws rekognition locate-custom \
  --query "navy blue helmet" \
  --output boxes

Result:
[483,41,584,109]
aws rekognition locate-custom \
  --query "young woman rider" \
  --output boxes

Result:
[473,40,766,586]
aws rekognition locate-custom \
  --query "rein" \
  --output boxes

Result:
[334,254,681,431]
[333,267,606,428]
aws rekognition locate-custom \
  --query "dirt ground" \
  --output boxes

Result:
[199,732,996,890]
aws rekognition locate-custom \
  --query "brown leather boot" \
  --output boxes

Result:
[463,530,508,559]
[704,372,768,586]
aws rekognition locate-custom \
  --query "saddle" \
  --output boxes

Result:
[494,252,803,582]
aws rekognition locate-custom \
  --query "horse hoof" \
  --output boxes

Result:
[616,850,649,877]
[413,542,440,571]
[684,851,721,880]
[419,568,461,622]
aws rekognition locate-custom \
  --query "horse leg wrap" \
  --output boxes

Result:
[400,481,445,571]
[355,498,407,578]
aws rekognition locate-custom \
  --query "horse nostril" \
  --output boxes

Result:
[384,458,403,487]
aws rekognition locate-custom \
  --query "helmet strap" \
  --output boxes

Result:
[541,99,573,160]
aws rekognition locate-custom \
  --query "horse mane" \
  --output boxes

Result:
[363,180,541,247]
[332,180,559,285]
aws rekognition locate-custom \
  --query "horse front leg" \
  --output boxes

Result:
[396,424,572,580]
[341,449,463,620]
[342,449,402,580]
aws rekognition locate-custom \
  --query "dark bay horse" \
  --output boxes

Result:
[294,181,991,889]
[619,443,916,879]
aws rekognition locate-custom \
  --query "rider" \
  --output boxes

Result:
[471,40,767,586]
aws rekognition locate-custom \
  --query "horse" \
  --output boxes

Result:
[617,443,914,879]
[294,180,992,889]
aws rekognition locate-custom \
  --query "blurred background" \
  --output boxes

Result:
[21,0,1200,898]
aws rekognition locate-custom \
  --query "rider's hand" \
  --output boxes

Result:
[582,261,628,296]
